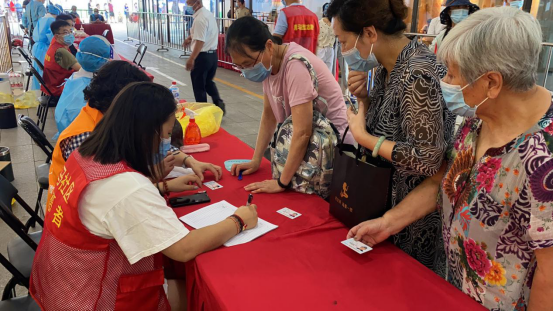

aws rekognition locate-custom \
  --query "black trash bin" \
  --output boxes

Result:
[0,103,17,129]
[0,147,14,182]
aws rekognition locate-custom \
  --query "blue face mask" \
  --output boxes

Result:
[241,51,272,83]
[63,33,75,46]
[440,75,488,118]
[342,34,379,72]
[450,9,469,24]
[185,6,194,14]
[154,137,172,164]
[510,0,523,8]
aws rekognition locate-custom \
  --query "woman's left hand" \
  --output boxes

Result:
[244,179,285,194]
[347,100,367,141]
[187,158,223,182]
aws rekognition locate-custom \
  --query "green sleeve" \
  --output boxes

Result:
[54,48,78,70]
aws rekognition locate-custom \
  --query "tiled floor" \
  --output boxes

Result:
[0,23,265,296]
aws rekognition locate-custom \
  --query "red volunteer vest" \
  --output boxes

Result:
[281,5,319,54]
[42,38,73,97]
[30,151,170,311]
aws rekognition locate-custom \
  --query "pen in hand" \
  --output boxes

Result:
[246,194,253,206]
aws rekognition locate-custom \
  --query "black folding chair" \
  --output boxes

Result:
[133,44,147,69]
[102,29,110,38]
[32,56,43,72]
[0,174,43,301]
[18,115,54,225]
[28,66,59,131]
[0,294,41,311]
[17,47,34,92]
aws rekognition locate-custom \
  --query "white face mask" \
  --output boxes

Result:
[440,74,488,118]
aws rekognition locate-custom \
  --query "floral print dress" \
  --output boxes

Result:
[438,102,553,310]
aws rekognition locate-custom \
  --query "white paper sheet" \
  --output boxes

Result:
[179,200,278,247]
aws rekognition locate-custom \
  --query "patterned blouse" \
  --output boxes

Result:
[439,101,553,310]
[366,38,456,276]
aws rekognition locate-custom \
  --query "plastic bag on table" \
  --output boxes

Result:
[14,92,38,109]
[176,102,223,138]
[0,92,14,104]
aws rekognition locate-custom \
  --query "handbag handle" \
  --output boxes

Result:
[339,126,363,165]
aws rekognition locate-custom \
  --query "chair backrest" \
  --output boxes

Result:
[28,65,54,96]
[0,253,29,289]
[135,44,147,67]
[0,169,17,211]
[17,115,54,162]
[0,174,44,230]
[0,200,39,252]
[32,56,44,71]
[102,29,110,37]
[17,47,33,66]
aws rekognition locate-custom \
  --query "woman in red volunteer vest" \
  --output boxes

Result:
[272,0,319,54]
[42,20,81,96]
[30,82,259,311]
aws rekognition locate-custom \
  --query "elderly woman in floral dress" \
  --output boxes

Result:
[345,7,553,310]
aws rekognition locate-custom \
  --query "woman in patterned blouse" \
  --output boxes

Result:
[348,7,553,310]
[327,0,455,276]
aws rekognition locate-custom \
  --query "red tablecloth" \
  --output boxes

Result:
[118,55,155,81]
[74,34,88,46]
[168,128,485,311]
[81,23,114,44]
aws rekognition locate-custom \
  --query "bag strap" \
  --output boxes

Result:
[287,53,328,115]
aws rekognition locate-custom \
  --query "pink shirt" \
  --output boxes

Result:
[263,43,354,144]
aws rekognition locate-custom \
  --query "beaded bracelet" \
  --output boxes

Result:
[227,216,241,234]
[232,214,247,231]
[162,179,170,202]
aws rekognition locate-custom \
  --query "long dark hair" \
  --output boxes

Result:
[79,82,177,181]
[225,16,276,56]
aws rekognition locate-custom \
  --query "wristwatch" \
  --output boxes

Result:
[277,177,292,189]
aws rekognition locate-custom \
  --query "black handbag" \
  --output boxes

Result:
[328,127,394,228]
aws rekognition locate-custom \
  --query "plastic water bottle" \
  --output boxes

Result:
[169,81,180,101]
[184,108,201,145]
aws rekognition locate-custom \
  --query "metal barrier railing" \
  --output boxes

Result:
[0,15,13,73]
[125,12,193,56]
[125,12,274,58]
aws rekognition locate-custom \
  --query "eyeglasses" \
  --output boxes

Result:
[57,29,75,35]
[232,50,263,70]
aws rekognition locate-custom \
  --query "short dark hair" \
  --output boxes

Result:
[237,0,245,4]
[50,20,70,34]
[56,14,74,22]
[79,82,177,181]
[225,16,274,56]
[171,120,184,148]
[326,0,408,36]
[83,61,150,113]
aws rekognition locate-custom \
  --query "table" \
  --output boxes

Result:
[118,55,155,81]
[81,23,114,44]
[168,128,485,311]
[74,34,88,46]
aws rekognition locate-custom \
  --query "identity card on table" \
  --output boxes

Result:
[277,208,301,219]
[179,200,278,247]
[341,238,372,254]
[204,181,223,190]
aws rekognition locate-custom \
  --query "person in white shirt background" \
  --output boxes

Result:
[184,0,226,114]
[427,0,447,36]
[316,3,336,73]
